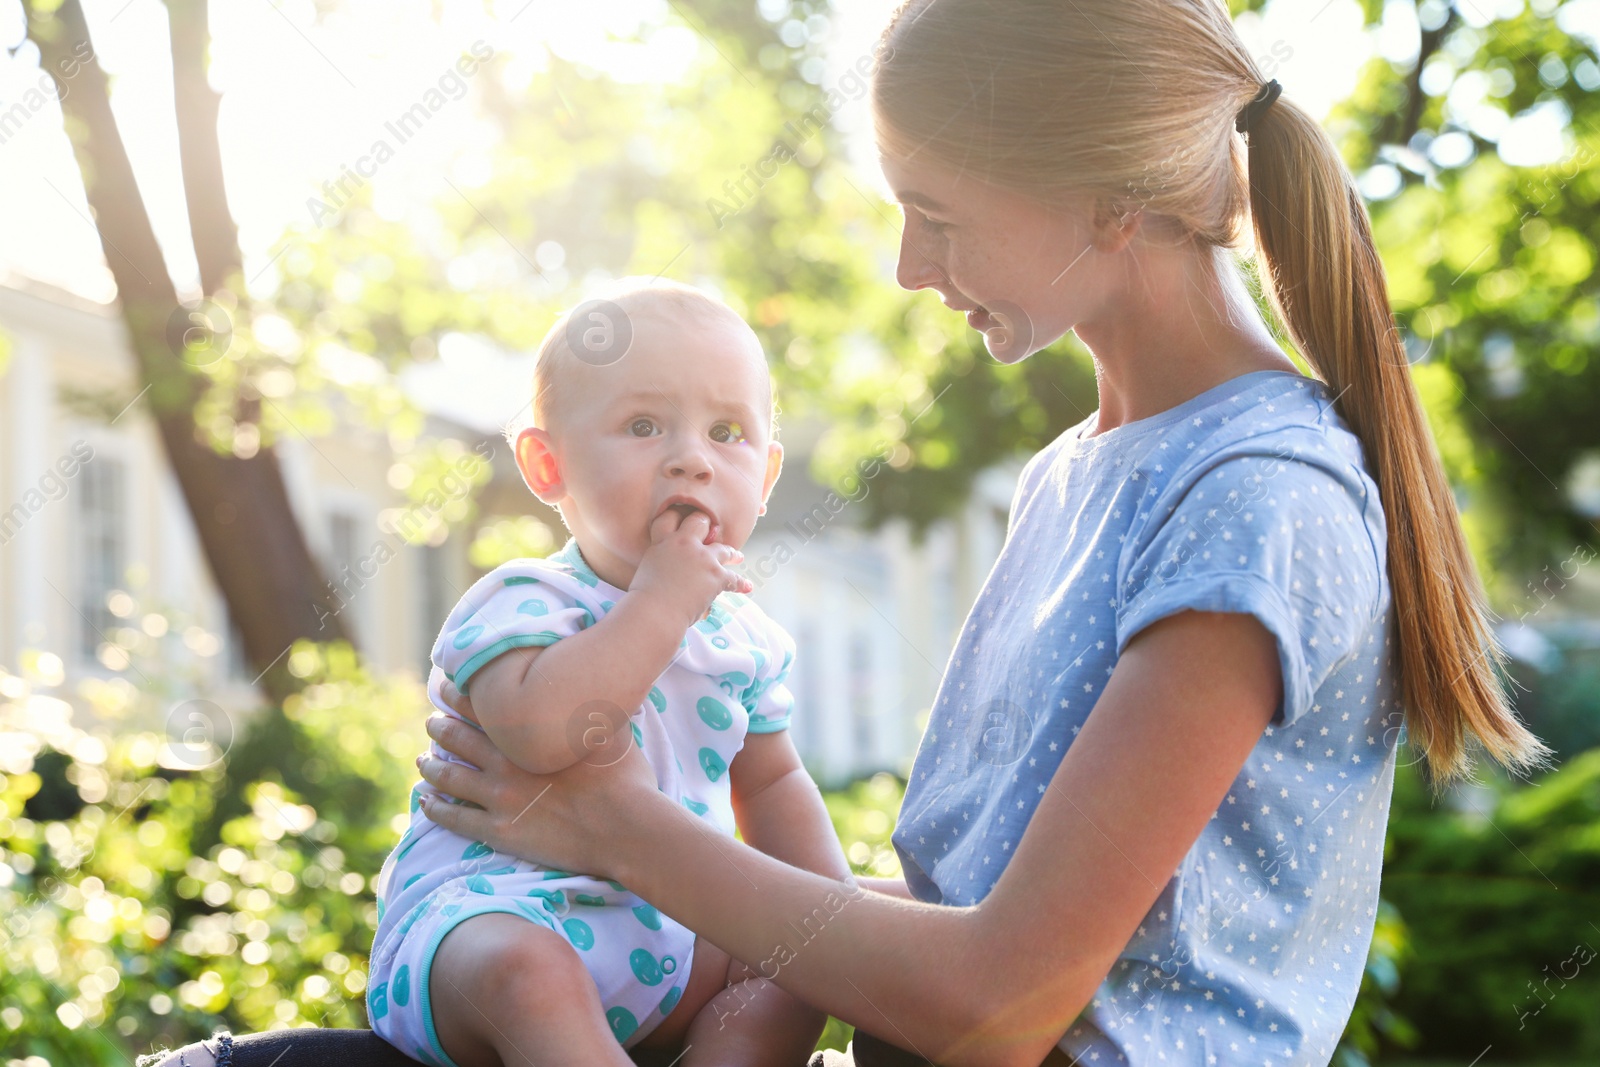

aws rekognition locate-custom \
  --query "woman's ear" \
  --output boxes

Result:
[1090,196,1143,255]
[757,441,784,516]
[515,427,565,503]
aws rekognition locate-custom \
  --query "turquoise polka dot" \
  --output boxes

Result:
[632,903,662,930]
[711,635,730,649]
[631,720,644,748]
[527,887,564,908]
[661,955,677,975]
[441,901,462,918]
[369,981,389,1020]
[696,697,733,731]
[453,624,484,649]
[630,948,666,986]
[648,687,666,713]
[517,598,548,616]
[462,841,493,861]
[467,874,495,895]
[698,747,727,782]
[573,892,607,907]
[503,575,539,586]
[658,985,682,1016]
[682,796,709,817]
[398,900,430,938]
[563,917,595,951]
[605,879,627,891]
[541,869,575,881]
[376,897,387,923]
[601,600,615,612]
[715,670,751,698]
[393,964,411,1007]
[409,784,424,812]
[402,873,424,891]
[607,1006,638,1043]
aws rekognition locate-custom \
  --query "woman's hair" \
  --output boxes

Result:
[871,0,1550,787]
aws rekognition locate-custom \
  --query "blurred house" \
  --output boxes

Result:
[0,279,1014,787]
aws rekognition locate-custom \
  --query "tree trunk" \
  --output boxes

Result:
[25,0,350,706]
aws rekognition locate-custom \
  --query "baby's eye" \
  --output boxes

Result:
[710,422,747,444]
[629,418,658,437]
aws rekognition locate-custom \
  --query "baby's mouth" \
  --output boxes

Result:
[658,499,721,543]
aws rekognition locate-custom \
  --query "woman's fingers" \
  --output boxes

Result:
[425,712,498,768]
[416,751,474,802]
[416,790,489,841]
[437,679,481,726]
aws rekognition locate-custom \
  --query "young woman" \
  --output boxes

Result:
[145,1,1546,1065]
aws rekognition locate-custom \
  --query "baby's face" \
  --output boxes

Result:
[533,305,781,586]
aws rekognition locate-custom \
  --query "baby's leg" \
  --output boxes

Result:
[678,955,826,1067]
[430,912,634,1067]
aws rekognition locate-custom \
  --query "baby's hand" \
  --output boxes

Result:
[631,509,752,628]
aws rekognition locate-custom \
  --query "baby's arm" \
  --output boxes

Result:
[467,594,685,775]
[728,730,852,882]
[469,511,748,776]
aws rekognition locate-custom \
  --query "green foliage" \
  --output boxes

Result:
[0,643,431,1061]
[1342,1,1600,580]
[468,514,558,570]
[1380,750,1600,1061]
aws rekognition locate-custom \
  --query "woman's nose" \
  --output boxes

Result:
[895,226,945,292]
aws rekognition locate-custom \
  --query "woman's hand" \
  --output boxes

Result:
[416,680,662,876]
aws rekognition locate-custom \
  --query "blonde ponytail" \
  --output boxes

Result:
[872,0,1552,787]
[1242,100,1550,787]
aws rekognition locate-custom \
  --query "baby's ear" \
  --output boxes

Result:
[760,441,784,510]
[515,427,565,503]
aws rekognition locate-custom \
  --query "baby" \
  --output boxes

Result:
[368,280,850,1067]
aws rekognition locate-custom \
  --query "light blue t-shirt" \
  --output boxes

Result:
[892,369,1402,1065]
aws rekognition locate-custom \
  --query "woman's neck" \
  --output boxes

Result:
[1074,242,1298,438]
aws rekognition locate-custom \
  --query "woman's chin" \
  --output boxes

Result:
[971,300,1038,363]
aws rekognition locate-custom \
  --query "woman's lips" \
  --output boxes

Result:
[967,307,995,331]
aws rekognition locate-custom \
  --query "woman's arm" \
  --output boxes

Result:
[419,609,1279,1067]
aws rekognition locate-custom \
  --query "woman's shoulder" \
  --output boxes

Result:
[1147,372,1380,516]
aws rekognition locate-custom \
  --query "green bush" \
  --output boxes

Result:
[1379,749,1600,1062]
[0,640,429,1063]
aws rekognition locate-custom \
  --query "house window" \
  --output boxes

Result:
[77,454,126,660]
[325,509,362,649]
[416,543,452,672]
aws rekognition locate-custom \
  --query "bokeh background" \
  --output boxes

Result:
[1,0,1598,1063]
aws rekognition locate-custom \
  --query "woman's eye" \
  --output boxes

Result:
[629,418,656,437]
[711,422,747,444]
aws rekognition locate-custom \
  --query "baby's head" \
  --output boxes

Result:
[512,279,783,588]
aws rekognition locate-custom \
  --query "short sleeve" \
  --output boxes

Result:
[1114,448,1385,728]
[433,560,602,695]
[742,613,798,735]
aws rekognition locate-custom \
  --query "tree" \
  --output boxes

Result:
[23,0,349,706]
